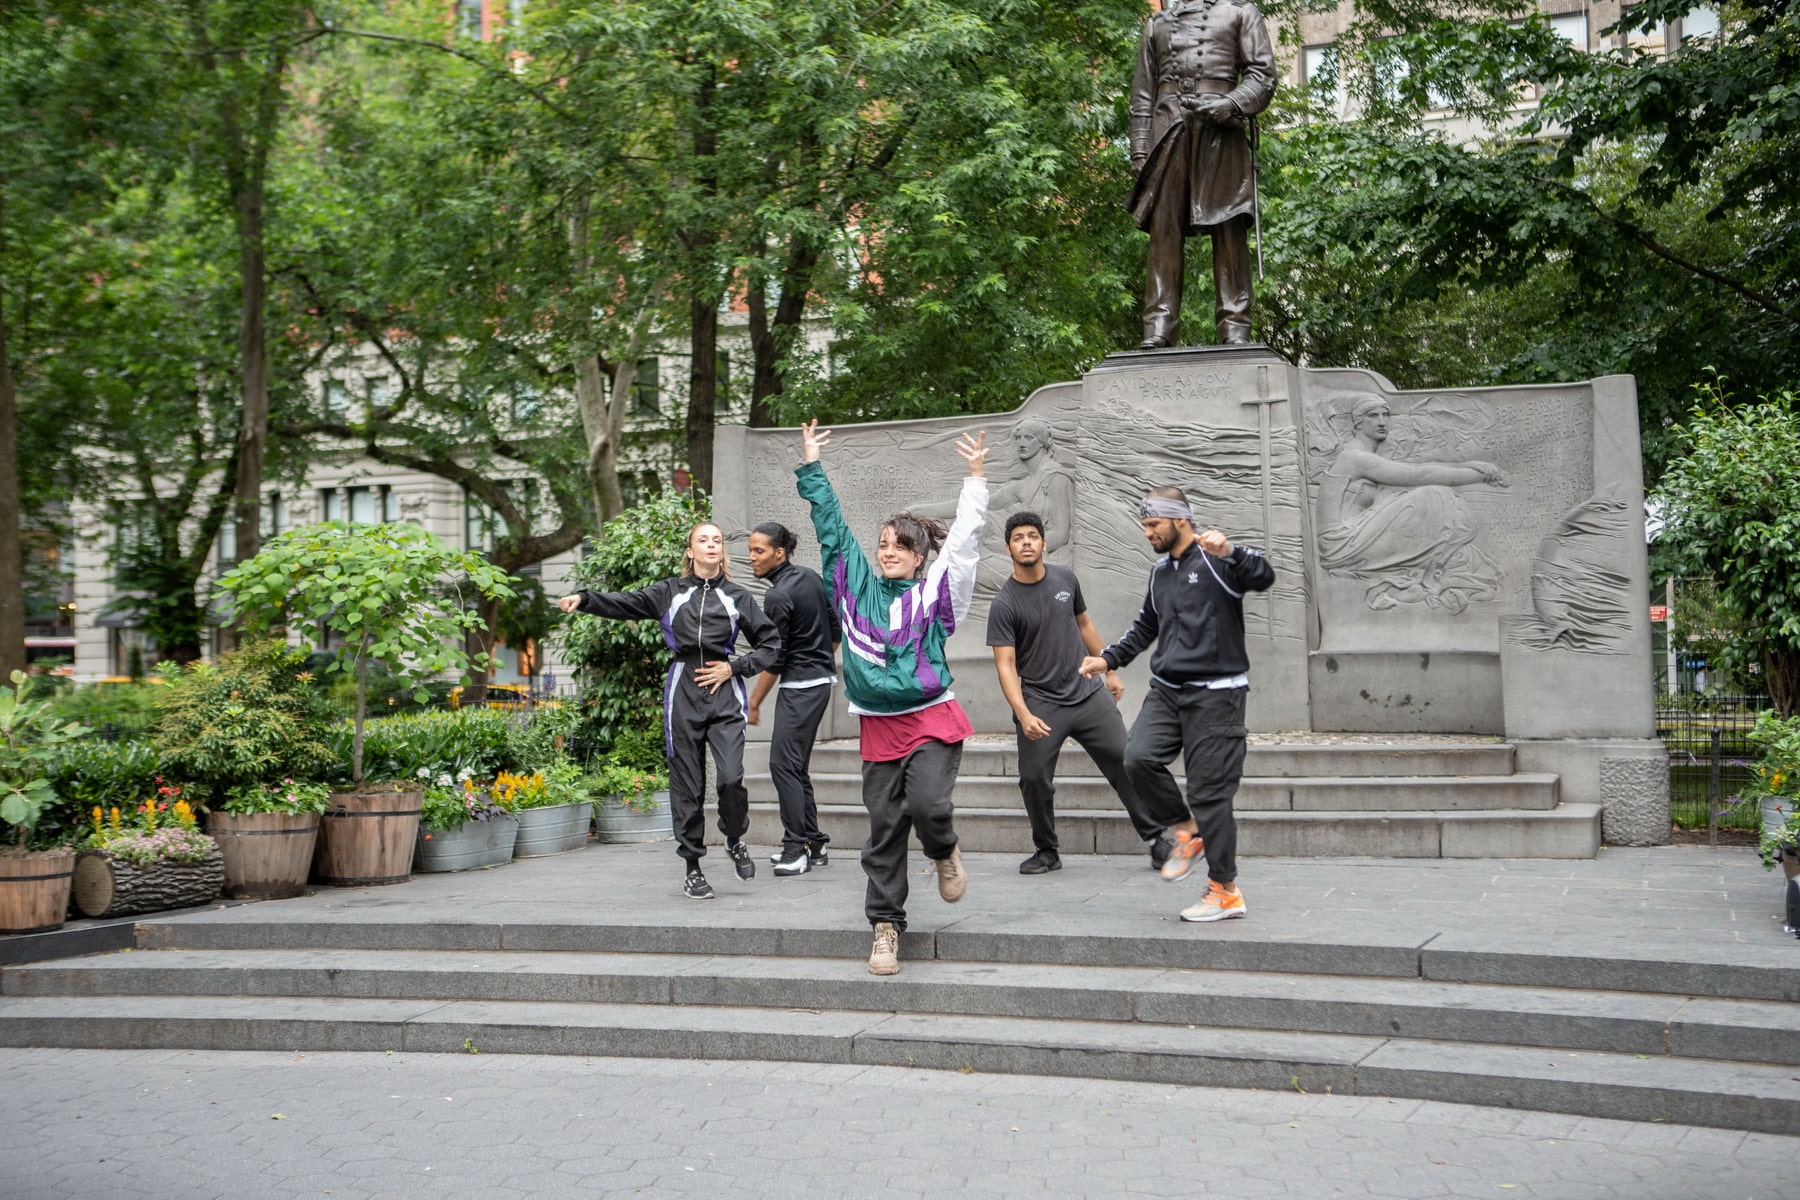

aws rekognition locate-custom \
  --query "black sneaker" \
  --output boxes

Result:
[726,840,756,880]
[772,846,811,876]
[1149,837,1174,871]
[683,871,715,900]
[1019,850,1061,875]
[808,844,829,868]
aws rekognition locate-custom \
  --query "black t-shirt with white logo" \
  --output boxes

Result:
[985,564,1100,708]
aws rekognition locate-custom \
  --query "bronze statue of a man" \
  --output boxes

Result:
[1128,0,1276,348]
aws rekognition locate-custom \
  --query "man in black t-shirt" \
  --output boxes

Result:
[986,511,1172,875]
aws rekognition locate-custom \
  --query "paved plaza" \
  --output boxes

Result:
[4,1046,1798,1199]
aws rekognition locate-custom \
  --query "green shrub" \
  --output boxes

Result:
[1,670,90,850]
[336,710,520,786]
[152,641,337,805]
[220,779,331,816]
[557,490,709,752]
[42,740,162,846]
[44,681,165,738]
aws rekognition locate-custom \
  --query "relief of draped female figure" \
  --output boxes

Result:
[1315,397,1509,615]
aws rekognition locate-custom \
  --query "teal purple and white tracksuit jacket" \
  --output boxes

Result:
[795,460,988,717]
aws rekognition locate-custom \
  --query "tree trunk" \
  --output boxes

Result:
[230,184,268,567]
[72,848,224,919]
[746,240,819,428]
[576,352,626,526]
[0,182,25,684]
[687,290,718,496]
[462,591,504,709]
[352,633,371,785]
[1766,646,1800,719]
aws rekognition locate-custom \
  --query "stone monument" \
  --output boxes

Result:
[713,345,1668,846]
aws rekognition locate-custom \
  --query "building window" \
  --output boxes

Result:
[1302,44,1337,112]
[511,384,542,423]
[322,485,393,525]
[465,479,540,553]
[631,358,660,416]
[218,491,285,564]
[1549,12,1589,50]
[324,379,351,421]
[367,377,393,414]
[1679,6,1719,43]
[456,0,484,39]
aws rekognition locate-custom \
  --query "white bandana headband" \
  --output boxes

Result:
[1138,496,1194,521]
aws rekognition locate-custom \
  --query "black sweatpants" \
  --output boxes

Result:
[1124,683,1248,884]
[859,738,961,930]
[1015,687,1164,854]
[770,682,833,854]
[665,662,751,867]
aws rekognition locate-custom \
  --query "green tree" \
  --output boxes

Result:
[215,521,515,784]
[1652,387,1800,716]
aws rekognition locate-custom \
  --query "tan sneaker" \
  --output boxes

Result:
[868,922,900,975]
[1180,880,1247,923]
[935,845,966,903]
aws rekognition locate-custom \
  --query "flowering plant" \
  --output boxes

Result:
[219,778,331,816]
[83,782,218,864]
[420,782,515,833]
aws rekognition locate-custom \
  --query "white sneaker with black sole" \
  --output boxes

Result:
[772,846,811,876]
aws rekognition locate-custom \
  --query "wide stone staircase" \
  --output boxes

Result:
[4,902,1796,1134]
[747,737,1599,859]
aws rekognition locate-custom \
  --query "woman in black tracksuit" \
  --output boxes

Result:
[558,522,780,900]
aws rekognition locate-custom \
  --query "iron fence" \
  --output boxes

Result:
[1657,694,1772,830]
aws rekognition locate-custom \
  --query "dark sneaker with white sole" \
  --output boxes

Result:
[726,840,756,880]
[1019,850,1061,875]
[1150,836,1174,871]
[683,872,715,900]
[772,846,811,876]
[808,844,829,867]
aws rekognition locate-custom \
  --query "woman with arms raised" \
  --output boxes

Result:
[794,420,988,975]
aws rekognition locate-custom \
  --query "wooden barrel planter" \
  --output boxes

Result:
[73,848,224,919]
[0,848,77,935]
[207,811,321,900]
[594,791,675,844]
[314,787,424,887]
[416,815,518,873]
[513,800,592,858]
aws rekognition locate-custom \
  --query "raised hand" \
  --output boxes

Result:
[801,419,832,464]
[1078,654,1110,679]
[1198,529,1233,557]
[956,430,988,478]
[557,594,582,614]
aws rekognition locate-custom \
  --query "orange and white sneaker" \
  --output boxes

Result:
[1180,880,1246,923]
[1158,830,1206,881]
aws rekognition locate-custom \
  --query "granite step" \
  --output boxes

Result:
[747,772,1561,813]
[1,992,1794,1134]
[746,740,1518,780]
[745,801,1602,859]
[8,949,1797,1065]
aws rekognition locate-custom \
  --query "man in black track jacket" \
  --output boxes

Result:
[1080,485,1274,923]
[746,521,842,876]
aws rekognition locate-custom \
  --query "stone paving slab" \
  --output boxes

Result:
[5,1048,1796,1199]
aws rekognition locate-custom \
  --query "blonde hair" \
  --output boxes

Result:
[681,522,730,579]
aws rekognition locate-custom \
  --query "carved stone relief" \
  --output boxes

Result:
[1305,394,1507,615]
[398,491,433,526]
[285,493,319,527]
[1505,488,1634,653]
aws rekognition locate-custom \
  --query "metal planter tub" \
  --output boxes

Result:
[594,791,674,844]
[512,800,592,858]
[416,815,519,872]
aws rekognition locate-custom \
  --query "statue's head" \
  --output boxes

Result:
[1012,417,1053,462]
[1350,396,1391,442]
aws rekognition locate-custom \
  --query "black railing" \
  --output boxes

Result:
[1656,694,1772,831]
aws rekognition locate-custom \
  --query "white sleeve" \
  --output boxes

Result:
[925,475,989,627]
